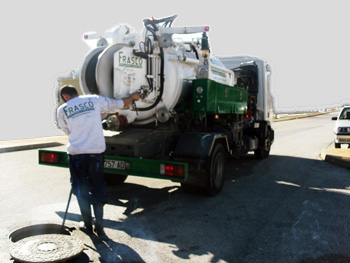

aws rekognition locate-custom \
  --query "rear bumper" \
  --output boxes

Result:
[335,135,350,144]
[38,149,188,182]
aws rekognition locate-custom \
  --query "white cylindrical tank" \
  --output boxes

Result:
[79,17,233,128]
[80,25,197,126]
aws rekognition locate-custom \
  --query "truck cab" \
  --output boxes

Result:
[218,56,274,124]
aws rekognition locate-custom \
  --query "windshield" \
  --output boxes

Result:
[210,58,226,68]
[339,108,350,119]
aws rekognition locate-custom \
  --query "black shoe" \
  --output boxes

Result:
[83,228,94,235]
[79,221,93,235]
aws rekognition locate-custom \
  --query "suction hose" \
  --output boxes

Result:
[133,18,166,112]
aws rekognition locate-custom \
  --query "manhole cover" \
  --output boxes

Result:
[9,234,84,263]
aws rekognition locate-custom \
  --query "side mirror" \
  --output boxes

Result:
[332,117,337,120]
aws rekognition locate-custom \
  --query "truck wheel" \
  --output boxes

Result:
[204,143,226,196]
[335,143,341,148]
[254,140,271,159]
[255,128,272,159]
[104,173,128,185]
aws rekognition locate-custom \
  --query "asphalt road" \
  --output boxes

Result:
[1,112,350,263]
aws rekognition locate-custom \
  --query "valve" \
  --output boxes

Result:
[102,113,128,131]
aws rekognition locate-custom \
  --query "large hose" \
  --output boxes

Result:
[133,17,170,112]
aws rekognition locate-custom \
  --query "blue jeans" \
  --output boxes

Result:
[68,154,107,229]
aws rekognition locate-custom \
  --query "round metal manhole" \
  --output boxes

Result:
[9,224,71,243]
[9,234,84,263]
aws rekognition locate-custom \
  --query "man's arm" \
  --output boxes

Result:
[98,92,141,112]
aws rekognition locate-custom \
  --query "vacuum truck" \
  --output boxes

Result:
[39,15,274,195]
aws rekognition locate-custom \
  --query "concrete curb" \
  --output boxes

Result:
[0,142,64,153]
[0,136,67,154]
[324,154,350,169]
[320,142,350,169]
[274,111,334,122]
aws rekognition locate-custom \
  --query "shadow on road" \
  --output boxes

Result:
[57,154,350,263]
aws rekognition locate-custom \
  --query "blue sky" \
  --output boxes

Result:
[1,0,349,140]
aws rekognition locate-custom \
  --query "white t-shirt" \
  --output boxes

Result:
[57,95,124,155]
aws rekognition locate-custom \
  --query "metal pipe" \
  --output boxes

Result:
[61,188,73,233]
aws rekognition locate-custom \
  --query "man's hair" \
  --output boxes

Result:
[59,85,78,101]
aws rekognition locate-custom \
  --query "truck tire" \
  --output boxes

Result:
[204,143,226,196]
[254,140,271,159]
[255,127,272,159]
[104,173,128,185]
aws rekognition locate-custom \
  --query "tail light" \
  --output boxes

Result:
[40,152,60,164]
[160,164,185,178]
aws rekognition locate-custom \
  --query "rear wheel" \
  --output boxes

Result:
[204,143,226,196]
[104,173,128,185]
[255,127,272,159]
[255,140,271,159]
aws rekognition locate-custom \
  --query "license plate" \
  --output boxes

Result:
[104,160,126,170]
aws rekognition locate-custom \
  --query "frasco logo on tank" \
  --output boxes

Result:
[118,51,143,68]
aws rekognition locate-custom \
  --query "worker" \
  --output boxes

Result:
[57,85,140,237]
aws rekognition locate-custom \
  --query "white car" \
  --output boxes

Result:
[332,106,350,148]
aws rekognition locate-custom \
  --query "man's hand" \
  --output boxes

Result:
[131,92,141,101]
[122,92,141,108]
